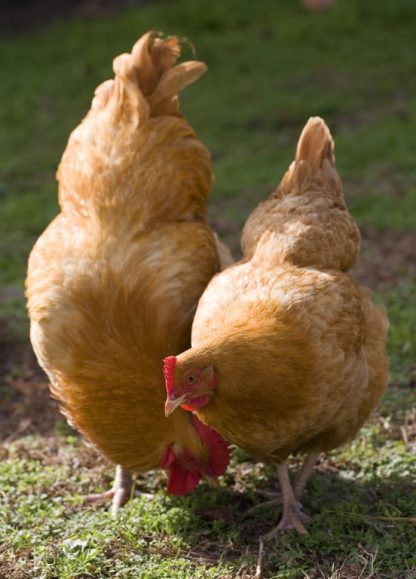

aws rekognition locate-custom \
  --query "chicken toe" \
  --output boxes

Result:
[277,462,310,534]
[255,465,311,578]
[84,465,136,517]
[264,463,310,539]
[275,501,310,534]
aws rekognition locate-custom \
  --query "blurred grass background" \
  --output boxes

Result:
[1,0,416,292]
[0,1,415,577]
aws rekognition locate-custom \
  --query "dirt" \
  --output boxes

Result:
[0,333,60,442]
[353,227,416,291]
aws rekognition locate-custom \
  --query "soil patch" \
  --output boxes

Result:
[353,227,416,290]
[0,331,60,442]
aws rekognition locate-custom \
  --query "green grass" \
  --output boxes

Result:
[1,0,416,290]
[1,0,416,577]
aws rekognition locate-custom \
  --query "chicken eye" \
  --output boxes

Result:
[187,373,197,385]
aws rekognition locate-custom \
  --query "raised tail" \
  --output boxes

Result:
[57,32,212,222]
[91,32,207,121]
[278,116,338,199]
[243,116,360,271]
[296,116,335,168]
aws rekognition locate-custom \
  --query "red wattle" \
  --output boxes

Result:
[166,462,201,496]
[191,415,230,477]
[181,395,210,412]
[160,446,175,469]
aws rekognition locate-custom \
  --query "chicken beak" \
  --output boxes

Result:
[164,394,187,417]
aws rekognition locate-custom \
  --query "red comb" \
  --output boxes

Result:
[163,356,177,396]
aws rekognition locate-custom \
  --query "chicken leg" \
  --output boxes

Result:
[266,463,310,537]
[255,463,310,579]
[293,451,319,500]
[246,452,319,516]
[85,465,134,518]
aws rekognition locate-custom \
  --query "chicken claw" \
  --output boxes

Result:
[246,452,319,517]
[84,465,152,517]
[255,463,310,578]
[275,462,310,533]
[273,502,310,535]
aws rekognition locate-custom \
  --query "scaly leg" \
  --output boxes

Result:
[247,452,319,517]
[255,463,311,578]
[263,463,310,539]
[293,451,319,500]
[85,465,134,518]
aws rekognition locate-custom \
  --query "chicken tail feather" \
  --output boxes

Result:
[295,116,335,169]
[278,116,342,202]
[242,116,360,270]
[91,31,207,123]
[57,31,212,220]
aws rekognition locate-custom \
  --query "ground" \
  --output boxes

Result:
[0,0,415,577]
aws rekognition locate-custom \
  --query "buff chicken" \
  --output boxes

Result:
[164,117,389,538]
[26,32,231,516]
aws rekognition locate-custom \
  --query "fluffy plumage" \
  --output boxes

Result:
[165,117,389,532]
[26,32,230,504]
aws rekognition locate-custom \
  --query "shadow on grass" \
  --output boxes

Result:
[157,467,416,577]
[2,421,415,578]
[1,333,415,577]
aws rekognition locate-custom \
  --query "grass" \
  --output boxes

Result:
[1,0,415,577]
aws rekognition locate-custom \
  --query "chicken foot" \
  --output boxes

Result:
[255,463,311,579]
[85,465,147,518]
[267,463,310,536]
[246,452,319,516]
